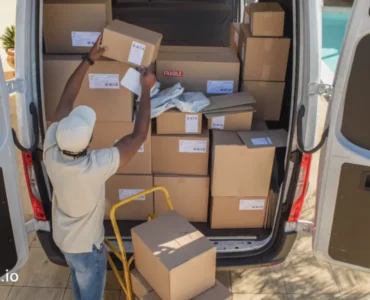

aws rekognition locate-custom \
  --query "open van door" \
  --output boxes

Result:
[0,62,29,280]
[314,0,370,271]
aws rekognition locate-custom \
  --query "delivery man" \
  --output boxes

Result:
[43,35,154,300]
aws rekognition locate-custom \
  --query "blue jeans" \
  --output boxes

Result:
[63,244,107,300]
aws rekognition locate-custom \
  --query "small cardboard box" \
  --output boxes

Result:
[206,110,253,131]
[238,24,290,81]
[43,0,112,54]
[154,175,209,222]
[193,280,233,300]
[211,196,267,229]
[131,210,216,300]
[152,130,209,175]
[156,46,240,95]
[243,81,285,121]
[230,23,240,53]
[247,2,285,37]
[156,110,202,135]
[102,20,162,67]
[131,269,153,299]
[89,122,151,174]
[105,175,153,220]
[43,56,133,122]
[211,130,287,197]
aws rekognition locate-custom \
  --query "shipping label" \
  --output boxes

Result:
[239,199,265,211]
[185,115,199,133]
[207,80,234,94]
[88,74,120,89]
[211,116,225,129]
[119,189,145,201]
[179,140,207,153]
[163,70,184,77]
[251,137,273,146]
[128,41,146,66]
[138,144,144,153]
[71,31,101,47]
[244,11,250,24]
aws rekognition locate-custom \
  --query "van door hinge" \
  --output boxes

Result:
[309,83,333,98]
[285,220,315,234]
[6,78,26,94]
[25,219,50,234]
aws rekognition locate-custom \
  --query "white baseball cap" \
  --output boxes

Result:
[56,106,96,153]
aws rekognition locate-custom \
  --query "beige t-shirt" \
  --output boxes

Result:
[43,123,120,253]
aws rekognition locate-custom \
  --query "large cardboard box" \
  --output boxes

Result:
[105,175,153,220]
[156,110,202,135]
[89,122,151,174]
[243,81,285,121]
[245,2,285,37]
[230,23,240,53]
[102,20,162,67]
[211,196,267,229]
[43,0,112,54]
[154,175,209,222]
[131,210,216,300]
[211,130,287,197]
[193,281,233,300]
[43,56,133,122]
[238,24,290,81]
[131,269,153,299]
[206,110,253,131]
[156,46,240,95]
[152,130,209,175]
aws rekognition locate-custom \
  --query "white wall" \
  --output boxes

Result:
[0,0,16,39]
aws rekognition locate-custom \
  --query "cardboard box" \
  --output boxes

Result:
[211,130,287,197]
[102,20,162,67]
[243,81,285,121]
[211,196,267,229]
[154,175,209,222]
[193,280,233,300]
[131,269,153,299]
[105,175,153,220]
[131,210,216,300]
[156,46,240,95]
[152,130,210,175]
[203,92,255,113]
[89,122,151,174]
[247,2,285,37]
[43,56,133,122]
[206,110,253,131]
[156,110,202,135]
[43,0,112,54]
[238,24,290,81]
[159,46,235,55]
[230,23,240,53]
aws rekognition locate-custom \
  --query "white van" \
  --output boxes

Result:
[1,0,369,278]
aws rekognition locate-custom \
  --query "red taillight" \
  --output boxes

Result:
[21,152,47,221]
[288,153,312,222]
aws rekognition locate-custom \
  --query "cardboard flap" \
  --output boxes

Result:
[237,129,287,148]
[204,105,254,118]
[202,92,256,112]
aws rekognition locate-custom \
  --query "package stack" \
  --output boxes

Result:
[239,2,291,121]
[130,210,232,300]
[42,1,163,221]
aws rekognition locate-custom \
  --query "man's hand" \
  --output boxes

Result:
[88,34,107,61]
[140,66,156,93]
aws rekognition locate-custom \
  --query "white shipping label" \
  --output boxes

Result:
[88,74,119,89]
[138,144,144,153]
[128,41,146,66]
[119,189,145,201]
[211,116,225,129]
[179,140,207,153]
[234,31,239,46]
[185,115,199,133]
[71,31,100,47]
[251,137,273,146]
[239,199,265,211]
[207,80,234,94]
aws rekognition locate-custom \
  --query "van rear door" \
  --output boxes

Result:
[0,63,29,279]
[314,0,370,271]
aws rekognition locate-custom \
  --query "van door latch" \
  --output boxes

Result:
[6,78,26,94]
[285,220,315,234]
[309,83,333,98]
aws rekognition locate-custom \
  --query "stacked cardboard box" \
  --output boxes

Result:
[130,211,232,300]
[239,2,290,121]
[43,5,163,221]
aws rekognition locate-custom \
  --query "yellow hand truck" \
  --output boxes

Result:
[104,186,174,300]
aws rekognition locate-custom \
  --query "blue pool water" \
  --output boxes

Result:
[322,10,350,77]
